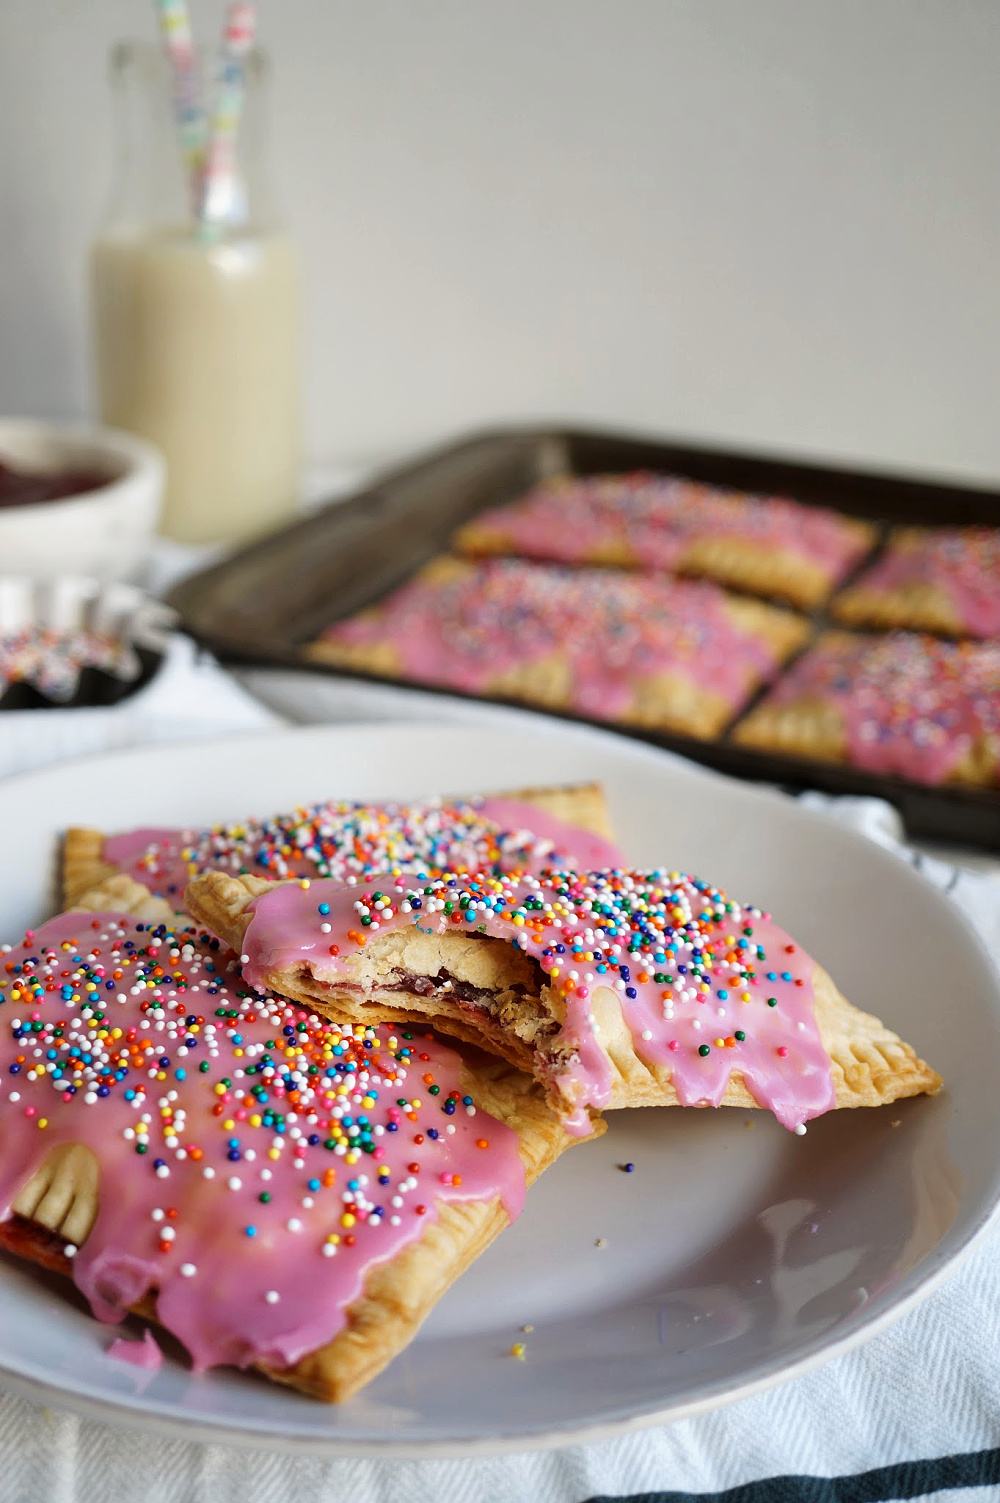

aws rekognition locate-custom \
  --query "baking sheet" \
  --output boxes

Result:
[168,425,1000,848]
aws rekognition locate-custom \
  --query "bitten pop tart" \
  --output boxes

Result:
[187,864,940,1140]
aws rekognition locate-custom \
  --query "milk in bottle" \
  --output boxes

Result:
[91,42,300,545]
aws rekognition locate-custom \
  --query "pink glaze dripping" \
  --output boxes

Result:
[107,1328,163,1370]
[468,473,868,581]
[0,912,526,1374]
[100,797,624,906]
[324,560,786,720]
[755,632,1000,786]
[240,869,836,1134]
[851,528,1000,638]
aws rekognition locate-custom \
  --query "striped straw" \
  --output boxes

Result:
[153,0,206,212]
[197,2,257,238]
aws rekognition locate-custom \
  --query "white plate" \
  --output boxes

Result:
[0,721,997,1456]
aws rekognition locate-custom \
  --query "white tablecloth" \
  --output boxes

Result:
[3,645,1000,1503]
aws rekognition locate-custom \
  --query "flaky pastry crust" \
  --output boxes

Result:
[62,828,120,909]
[186,872,941,1119]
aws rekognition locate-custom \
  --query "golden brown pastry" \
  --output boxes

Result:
[307,556,810,740]
[734,630,1000,789]
[185,865,941,1139]
[832,525,1000,638]
[453,472,876,609]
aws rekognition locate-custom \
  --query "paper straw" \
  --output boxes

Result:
[198,2,257,238]
[153,0,206,212]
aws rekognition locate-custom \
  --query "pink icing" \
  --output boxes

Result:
[240,868,836,1135]
[475,799,621,872]
[100,798,624,906]
[107,1328,163,1370]
[468,473,868,581]
[0,911,525,1374]
[102,829,182,893]
[325,561,786,720]
[851,528,1000,638]
[757,632,1000,786]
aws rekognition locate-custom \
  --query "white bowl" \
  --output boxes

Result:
[0,418,164,582]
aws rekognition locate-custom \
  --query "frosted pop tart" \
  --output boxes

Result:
[734,630,1000,788]
[307,556,809,741]
[455,472,875,609]
[833,526,1000,638]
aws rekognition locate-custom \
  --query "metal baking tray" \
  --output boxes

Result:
[168,425,1000,850]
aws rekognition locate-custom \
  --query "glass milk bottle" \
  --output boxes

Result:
[91,42,300,545]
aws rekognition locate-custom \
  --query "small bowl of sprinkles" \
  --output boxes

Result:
[0,576,175,710]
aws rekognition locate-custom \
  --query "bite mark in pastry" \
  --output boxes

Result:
[185,867,941,1137]
[0,900,593,1401]
[733,630,1000,788]
[453,472,876,609]
[833,526,1000,638]
[306,557,809,741]
[61,782,622,911]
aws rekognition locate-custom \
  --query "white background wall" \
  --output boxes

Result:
[1,0,999,485]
